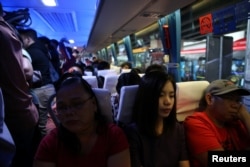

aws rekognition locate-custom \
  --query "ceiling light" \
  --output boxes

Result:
[69,39,75,44]
[42,0,57,7]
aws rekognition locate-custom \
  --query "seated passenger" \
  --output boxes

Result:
[34,73,131,167]
[68,64,85,76]
[184,79,250,167]
[145,64,167,74]
[125,71,190,167]
[112,70,141,119]
[120,62,132,73]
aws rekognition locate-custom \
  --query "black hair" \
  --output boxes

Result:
[73,49,79,54]
[56,72,107,154]
[120,62,132,69]
[18,28,38,41]
[97,60,110,70]
[116,71,141,95]
[145,64,167,74]
[50,39,59,48]
[38,36,51,45]
[132,71,177,137]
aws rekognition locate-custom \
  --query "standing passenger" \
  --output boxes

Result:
[19,28,56,137]
[125,71,190,167]
[34,73,131,167]
[0,3,38,166]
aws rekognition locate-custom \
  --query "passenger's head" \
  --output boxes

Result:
[120,62,132,69]
[18,28,38,48]
[55,73,105,134]
[67,64,84,76]
[133,71,176,136]
[199,79,250,123]
[50,39,59,49]
[97,60,110,70]
[72,49,79,58]
[116,71,141,95]
[145,64,166,74]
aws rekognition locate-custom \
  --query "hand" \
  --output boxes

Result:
[237,104,250,122]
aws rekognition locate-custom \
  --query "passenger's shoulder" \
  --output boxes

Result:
[106,123,126,134]
[184,112,207,123]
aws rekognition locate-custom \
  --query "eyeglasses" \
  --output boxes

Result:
[57,96,93,114]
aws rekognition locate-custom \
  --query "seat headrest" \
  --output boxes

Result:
[82,76,98,88]
[176,81,209,121]
[97,69,118,76]
[92,88,113,123]
[116,85,139,125]
[103,75,119,94]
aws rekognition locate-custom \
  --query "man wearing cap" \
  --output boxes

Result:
[184,79,250,167]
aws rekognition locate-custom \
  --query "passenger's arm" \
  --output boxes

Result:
[22,56,34,81]
[194,148,224,167]
[179,160,190,167]
[33,160,55,167]
[237,104,250,135]
[184,116,224,167]
[124,126,143,167]
[107,149,131,167]
[178,124,190,167]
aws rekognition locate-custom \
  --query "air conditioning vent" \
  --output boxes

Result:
[35,10,78,32]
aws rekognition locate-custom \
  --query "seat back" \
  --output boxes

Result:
[176,80,209,122]
[116,85,139,125]
[121,69,131,73]
[0,88,15,167]
[84,71,93,76]
[97,69,118,77]
[47,88,113,128]
[92,88,113,123]
[103,75,119,94]
[82,76,98,88]
[115,81,209,124]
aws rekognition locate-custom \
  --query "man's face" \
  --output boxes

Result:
[211,93,242,123]
[20,35,30,48]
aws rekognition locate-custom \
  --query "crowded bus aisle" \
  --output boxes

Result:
[1,0,250,167]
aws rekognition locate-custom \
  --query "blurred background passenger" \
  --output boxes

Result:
[72,49,86,71]
[19,28,56,137]
[120,62,132,73]
[145,64,167,74]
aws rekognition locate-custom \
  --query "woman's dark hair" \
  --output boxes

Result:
[145,64,166,74]
[55,72,107,154]
[18,28,38,41]
[198,91,208,111]
[116,71,141,95]
[132,71,177,137]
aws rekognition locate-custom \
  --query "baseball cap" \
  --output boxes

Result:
[206,79,250,96]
